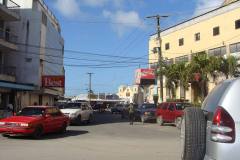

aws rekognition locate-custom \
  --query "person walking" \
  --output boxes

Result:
[129,103,135,125]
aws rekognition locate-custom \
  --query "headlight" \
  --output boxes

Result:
[20,123,29,127]
[0,122,5,125]
[144,112,150,115]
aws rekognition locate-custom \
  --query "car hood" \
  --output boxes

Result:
[60,109,80,114]
[0,116,42,123]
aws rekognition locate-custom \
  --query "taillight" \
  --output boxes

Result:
[211,107,235,143]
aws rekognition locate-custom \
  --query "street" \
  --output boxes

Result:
[0,112,181,160]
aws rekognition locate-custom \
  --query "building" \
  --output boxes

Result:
[117,85,139,102]
[7,0,64,108]
[148,0,240,102]
[0,0,36,118]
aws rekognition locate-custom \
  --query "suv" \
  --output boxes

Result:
[181,78,240,160]
[60,102,93,125]
[156,102,190,128]
[134,103,157,123]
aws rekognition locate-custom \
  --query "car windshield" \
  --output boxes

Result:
[176,103,191,110]
[61,103,84,109]
[141,104,156,109]
[17,108,45,116]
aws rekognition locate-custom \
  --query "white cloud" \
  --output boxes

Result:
[194,0,224,16]
[54,0,80,18]
[103,10,144,36]
[81,0,125,8]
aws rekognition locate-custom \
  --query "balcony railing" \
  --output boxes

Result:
[0,28,18,43]
[0,65,16,76]
[0,0,20,15]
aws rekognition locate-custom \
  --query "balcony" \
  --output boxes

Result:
[0,65,16,82]
[0,0,20,21]
[0,28,18,50]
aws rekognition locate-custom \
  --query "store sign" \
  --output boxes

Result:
[42,76,65,88]
[135,69,155,85]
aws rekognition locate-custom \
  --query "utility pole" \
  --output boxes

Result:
[87,73,94,105]
[146,15,169,103]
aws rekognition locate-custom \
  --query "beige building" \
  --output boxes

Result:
[148,0,240,102]
[117,85,139,102]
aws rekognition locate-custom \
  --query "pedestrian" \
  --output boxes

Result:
[129,103,135,125]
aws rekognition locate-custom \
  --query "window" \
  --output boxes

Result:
[235,19,240,29]
[42,11,47,26]
[168,105,175,111]
[175,55,189,64]
[162,103,168,110]
[195,32,200,41]
[208,46,226,57]
[165,43,170,50]
[213,26,220,36]
[230,42,240,53]
[179,38,184,46]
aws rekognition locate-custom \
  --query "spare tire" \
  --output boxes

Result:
[181,107,206,160]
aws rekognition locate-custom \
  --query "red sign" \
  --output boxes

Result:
[135,69,155,85]
[42,76,65,88]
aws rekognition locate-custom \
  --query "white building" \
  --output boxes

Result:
[6,0,64,108]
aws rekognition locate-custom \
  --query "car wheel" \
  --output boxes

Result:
[87,114,93,124]
[181,107,206,160]
[77,115,82,125]
[59,122,67,134]
[33,125,43,139]
[2,134,9,137]
[175,117,182,129]
[157,116,164,126]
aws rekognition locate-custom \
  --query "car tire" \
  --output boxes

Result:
[77,115,82,125]
[87,114,93,124]
[2,134,9,137]
[175,117,182,129]
[33,125,43,139]
[157,116,164,126]
[59,122,67,134]
[181,107,206,160]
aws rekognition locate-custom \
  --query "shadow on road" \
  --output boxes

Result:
[6,129,89,140]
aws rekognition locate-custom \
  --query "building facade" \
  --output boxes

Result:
[117,85,139,102]
[148,0,240,102]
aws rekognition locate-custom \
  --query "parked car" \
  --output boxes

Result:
[60,102,93,125]
[0,106,69,138]
[135,103,157,123]
[181,78,240,160]
[156,102,191,128]
[111,104,124,114]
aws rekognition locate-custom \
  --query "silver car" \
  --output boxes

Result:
[181,78,240,160]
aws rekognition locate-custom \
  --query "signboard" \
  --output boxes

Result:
[135,69,155,85]
[42,76,65,88]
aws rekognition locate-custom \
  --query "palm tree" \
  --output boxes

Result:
[219,56,240,79]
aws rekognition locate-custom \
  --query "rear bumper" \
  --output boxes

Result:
[0,127,35,135]
[142,115,156,121]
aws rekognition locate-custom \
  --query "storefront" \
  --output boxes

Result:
[0,81,35,119]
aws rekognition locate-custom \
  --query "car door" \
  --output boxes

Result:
[52,107,64,130]
[43,108,55,133]
[161,103,169,120]
[167,103,176,122]
[81,104,88,121]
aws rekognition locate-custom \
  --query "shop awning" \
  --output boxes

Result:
[0,81,35,91]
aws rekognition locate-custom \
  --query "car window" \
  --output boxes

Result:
[17,107,45,116]
[168,104,175,111]
[162,103,168,110]
[202,81,231,112]
[176,103,190,110]
[141,104,156,109]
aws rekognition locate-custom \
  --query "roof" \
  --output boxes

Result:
[150,0,240,37]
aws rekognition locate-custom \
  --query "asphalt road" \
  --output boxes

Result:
[0,112,181,160]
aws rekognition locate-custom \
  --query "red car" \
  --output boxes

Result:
[0,106,69,138]
[156,102,191,129]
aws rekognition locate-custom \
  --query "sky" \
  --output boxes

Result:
[45,0,225,96]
